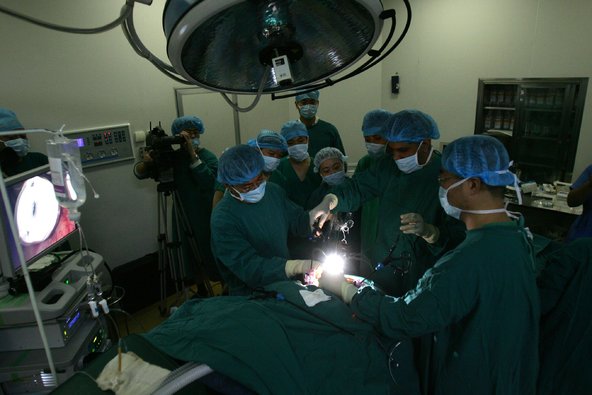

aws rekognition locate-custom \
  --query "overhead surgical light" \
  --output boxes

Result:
[162,0,411,95]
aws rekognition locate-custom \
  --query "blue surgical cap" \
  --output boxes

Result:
[362,109,391,136]
[313,147,348,173]
[247,129,288,153]
[295,90,320,102]
[171,116,205,136]
[280,120,308,142]
[442,135,516,186]
[385,110,440,143]
[217,144,264,185]
[0,108,23,132]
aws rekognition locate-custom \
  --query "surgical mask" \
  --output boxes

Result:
[4,138,29,157]
[365,142,386,157]
[323,170,346,186]
[288,143,309,161]
[439,178,511,220]
[395,141,433,174]
[263,155,281,172]
[299,104,318,119]
[232,181,267,203]
[192,137,200,147]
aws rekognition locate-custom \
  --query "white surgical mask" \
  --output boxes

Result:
[365,142,386,157]
[4,138,29,157]
[439,177,511,219]
[263,155,281,172]
[395,141,433,174]
[323,170,346,186]
[232,181,267,203]
[299,104,318,119]
[288,144,309,161]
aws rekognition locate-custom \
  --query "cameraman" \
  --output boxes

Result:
[134,116,220,294]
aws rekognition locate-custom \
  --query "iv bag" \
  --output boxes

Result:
[46,136,86,221]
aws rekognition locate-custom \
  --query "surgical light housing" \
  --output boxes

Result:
[163,0,385,93]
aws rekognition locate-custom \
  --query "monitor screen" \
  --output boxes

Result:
[1,165,77,277]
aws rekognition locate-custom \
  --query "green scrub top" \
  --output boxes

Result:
[333,151,466,296]
[269,157,322,208]
[210,182,311,295]
[351,221,540,395]
[354,154,382,272]
[305,119,346,159]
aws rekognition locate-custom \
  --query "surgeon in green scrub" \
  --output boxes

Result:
[211,144,322,296]
[269,120,322,208]
[354,109,392,275]
[211,129,288,209]
[316,110,465,296]
[294,90,345,159]
[320,135,540,395]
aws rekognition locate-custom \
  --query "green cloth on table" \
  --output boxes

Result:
[144,281,397,395]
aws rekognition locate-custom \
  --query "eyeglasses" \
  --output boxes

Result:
[437,176,458,185]
[234,173,265,193]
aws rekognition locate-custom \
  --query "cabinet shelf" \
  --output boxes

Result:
[475,77,588,183]
[485,129,513,136]
[484,106,516,111]
[522,107,563,113]
[518,136,558,142]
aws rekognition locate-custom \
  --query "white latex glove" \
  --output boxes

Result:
[309,193,339,230]
[285,259,323,278]
[400,212,440,244]
[318,273,358,304]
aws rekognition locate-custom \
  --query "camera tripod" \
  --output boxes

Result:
[156,181,214,315]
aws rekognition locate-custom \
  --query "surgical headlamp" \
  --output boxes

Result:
[322,253,345,275]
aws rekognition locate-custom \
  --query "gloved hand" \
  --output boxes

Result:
[309,193,339,230]
[318,273,358,304]
[400,213,440,244]
[285,259,323,278]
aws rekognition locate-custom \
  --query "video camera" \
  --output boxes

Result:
[144,125,184,183]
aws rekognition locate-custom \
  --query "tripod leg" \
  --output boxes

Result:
[172,191,215,297]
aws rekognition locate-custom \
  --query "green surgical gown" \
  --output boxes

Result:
[269,157,322,208]
[210,182,310,295]
[354,154,382,273]
[351,221,540,395]
[172,148,219,281]
[305,119,345,159]
[333,152,466,296]
[536,238,592,395]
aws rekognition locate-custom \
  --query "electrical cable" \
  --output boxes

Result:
[220,67,271,112]
[0,2,132,34]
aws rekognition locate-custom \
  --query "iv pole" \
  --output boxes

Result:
[0,128,58,386]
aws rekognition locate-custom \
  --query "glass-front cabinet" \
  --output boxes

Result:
[475,78,587,183]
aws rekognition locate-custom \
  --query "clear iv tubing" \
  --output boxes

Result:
[0,166,58,385]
